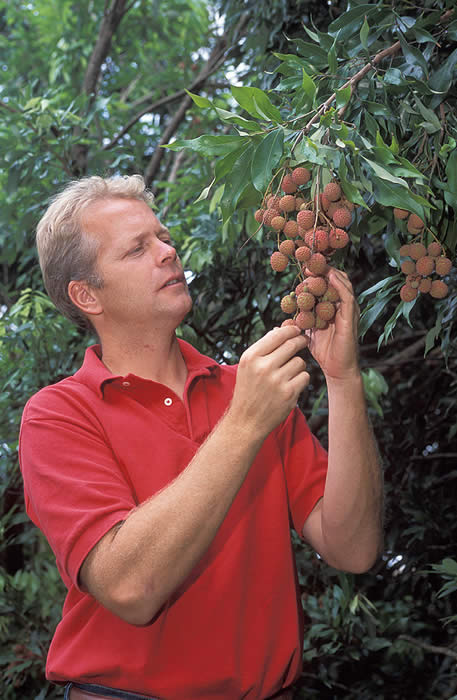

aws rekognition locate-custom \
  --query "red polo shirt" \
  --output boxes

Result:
[19,340,328,700]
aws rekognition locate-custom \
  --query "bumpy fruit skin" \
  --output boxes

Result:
[329,228,349,249]
[313,229,329,252]
[281,174,297,194]
[297,292,315,310]
[393,208,409,220]
[400,284,418,302]
[322,284,339,303]
[281,318,296,327]
[418,277,432,293]
[271,216,286,231]
[295,281,308,296]
[255,209,265,223]
[280,294,297,313]
[279,239,296,256]
[307,253,327,276]
[409,242,427,260]
[279,195,296,213]
[283,220,299,238]
[297,209,315,229]
[399,244,411,257]
[320,193,331,212]
[427,241,442,257]
[295,245,311,262]
[401,260,416,275]
[315,316,328,330]
[270,251,289,272]
[316,301,336,321]
[306,275,328,297]
[267,195,281,209]
[430,280,448,298]
[323,182,342,202]
[295,197,305,210]
[263,208,280,227]
[435,256,452,276]
[332,207,352,228]
[408,214,424,230]
[296,311,315,330]
[291,167,311,185]
[415,255,435,276]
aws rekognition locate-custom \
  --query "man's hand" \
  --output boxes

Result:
[230,325,310,437]
[306,267,360,382]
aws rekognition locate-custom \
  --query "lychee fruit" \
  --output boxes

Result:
[399,244,411,257]
[297,209,315,229]
[295,281,308,296]
[435,257,452,276]
[271,216,286,231]
[281,174,297,194]
[295,245,312,262]
[281,318,296,327]
[323,182,342,202]
[401,260,416,275]
[295,311,315,330]
[415,256,435,276]
[254,209,265,223]
[332,207,352,229]
[307,253,327,276]
[409,242,427,260]
[320,193,331,211]
[408,214,425,230]
[279,239,296,256]
[427,241,442,257]
[295,197,305,210]
[270,251,289,272]
[430,280,449,298]
[279,195,296,213]
[322,285,339,303]
[400,285,418,302]
[297,292,315,311]
[267,195,281,209]
[316,301,336,321]
[393,208,409,220]
[291,167,311,185]
[418,277,432,293]
[306,275,328,297]
[329,228,349,249]
[263,208,280,227]
[283,220,299,238]
[280,294,297,313]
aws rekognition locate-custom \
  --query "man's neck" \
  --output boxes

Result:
[99,330,188,399]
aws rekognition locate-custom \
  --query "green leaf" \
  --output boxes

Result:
[213,108,261,132]
[399,35,429,78]
[429,48,457,97]
[251,128,284,193]
[185,90,213,109]
[424,308,445,355]
[327,4,379,41]
[360,17,369,50]
[371,177,429,220]
[231,86,282,123]
[214,145,250,183]
[301,69,317,104]
[328,45,337,75]
[362,158,407,187]
[163,134,248,155]
[335,86,351,109]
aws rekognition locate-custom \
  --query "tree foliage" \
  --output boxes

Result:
[1,1,456,698]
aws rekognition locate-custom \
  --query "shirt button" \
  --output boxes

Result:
[122,381,131,387]
[164,397,173,406]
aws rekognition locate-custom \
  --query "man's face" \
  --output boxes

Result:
[80,197,192,332]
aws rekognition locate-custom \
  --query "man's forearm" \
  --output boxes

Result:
[321,371,384,572]
[82,408,265,625]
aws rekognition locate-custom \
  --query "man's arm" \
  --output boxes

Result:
[302,268,384,573]
[80,325,309,625]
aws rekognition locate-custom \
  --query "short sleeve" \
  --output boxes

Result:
[275,407,328,536]
[19,389,135,590]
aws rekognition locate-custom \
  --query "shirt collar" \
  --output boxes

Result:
[74,339,220,399]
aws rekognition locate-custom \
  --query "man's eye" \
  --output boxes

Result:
[130,245,144,255]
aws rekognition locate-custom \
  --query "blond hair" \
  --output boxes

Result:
[36,174,154,328]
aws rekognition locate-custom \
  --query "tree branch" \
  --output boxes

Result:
[71,0,131,175]
[399,635,457,661]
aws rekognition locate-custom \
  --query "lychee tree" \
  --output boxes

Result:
[166,2,456,349]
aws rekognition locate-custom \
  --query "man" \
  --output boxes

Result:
[19,174,383,700]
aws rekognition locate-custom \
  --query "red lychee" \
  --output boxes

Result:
[279,195,296,213]
[291,167,311,185]
[332,207,352,229]
[316,301,336,321]
[306,275,328,297]
[295,311,315,330]
[329,228,349,249]
[430,280,449,298]
[393,208,409,220]
[270,252,289,272]
[297,292,315,311]
[307,253,327,276]
[409,242,427,260]
[281,174,297,194]
[283,220,299,238]
[415,256,435,276]
[435,257,452,276]
[280,294,297,313]
[279,239,296,256]
[297,209,315,229]
[400,284,418,302]
[295,245,312,263]
[323,182,342,202]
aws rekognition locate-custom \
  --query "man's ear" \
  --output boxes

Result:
[68,280,103,317]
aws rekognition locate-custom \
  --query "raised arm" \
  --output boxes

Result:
[80,326,310,625]
[302,268,384,573]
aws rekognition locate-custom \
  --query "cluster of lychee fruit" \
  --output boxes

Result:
[254,167,353,329]
[393,209,453,302]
